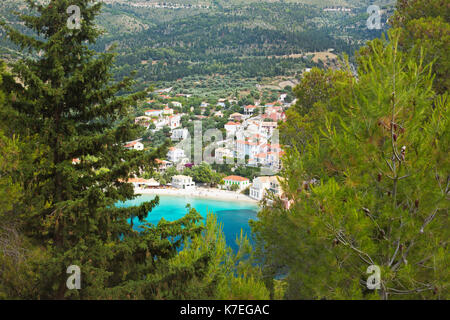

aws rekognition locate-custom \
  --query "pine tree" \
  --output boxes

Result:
[252,31,449,299]
[0,0,210,299]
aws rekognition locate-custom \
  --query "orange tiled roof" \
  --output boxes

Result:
[224,175,249,182]
[124,141,139,148]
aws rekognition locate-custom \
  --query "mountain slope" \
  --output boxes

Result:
[0,0,396,94]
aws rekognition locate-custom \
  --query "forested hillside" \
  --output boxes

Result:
[0,0,395,94]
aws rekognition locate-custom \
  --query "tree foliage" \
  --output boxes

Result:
[390,0,450,94]
[0,0,213,299]
[252,30,449,299]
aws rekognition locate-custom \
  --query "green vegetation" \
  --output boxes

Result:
[252,0,449,300]
[0,0,447,301]
[0,0,395,95]
[390,0,450,94]
[0,0,266,299]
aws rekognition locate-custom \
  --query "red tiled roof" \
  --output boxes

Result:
[236,140,258,146]
[128,178,150,183]
[124,141,139,148]
[224,175,249,182]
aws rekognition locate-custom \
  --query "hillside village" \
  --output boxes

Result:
[117,80,298,205]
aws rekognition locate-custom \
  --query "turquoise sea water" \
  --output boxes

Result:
[117,194,259,251]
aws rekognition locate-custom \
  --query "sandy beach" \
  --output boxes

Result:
[135,187,258,203]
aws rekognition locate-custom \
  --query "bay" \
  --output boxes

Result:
[116,194,259,252]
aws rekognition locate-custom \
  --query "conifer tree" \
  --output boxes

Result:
[391,0,450,94]
[0,60,45,298]
[252,31,449,299]
[0,0,210,299]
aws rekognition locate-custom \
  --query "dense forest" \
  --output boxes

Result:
[1,0,395,93]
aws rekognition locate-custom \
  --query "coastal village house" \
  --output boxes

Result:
[168,114,181,129]
[155,159,173,172]
[250,176,280,201]
[167,147,186,163]
[124,140,144,151]
[236,138,260,160]
[171,128,189,141]
[214,147,234,163]
[214,110,224,118]
[128,178,160,189]
[229,112,244,122]
[224,121,241,136]
[145,109,164,117]
[244,105,258,116]
[163,106,174,115]
[171,175,195,189]
[269,177,284,197]
[223,175,250,191]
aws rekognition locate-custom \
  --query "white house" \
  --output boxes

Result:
[155,159,173,172]
[229,113,243,122]
[145,109,163,117]
[269,176,285,196]
[214,111,224,118]
[128,178,160,189]
[260,121,278,136]
[171,101,182,108]
[167,147,186,163]
[236,138,260,160]
[171,175,195,189]
[249,144,285,168]
[171,128,189,141]
[168,114,181,129]
[244,105,258,116]
[163,106,174,115]
[249,176,279,200]
[124,141,144,151]
[214,147,234,163]
[223,175,250,191]
[224,121,240,137]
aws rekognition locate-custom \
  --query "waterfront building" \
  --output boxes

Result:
[223,175,250,191]
[171,175,195,189]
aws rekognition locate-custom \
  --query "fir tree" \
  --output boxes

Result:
[0,0,210,299]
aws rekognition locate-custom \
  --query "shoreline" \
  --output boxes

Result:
[135,187,259,204]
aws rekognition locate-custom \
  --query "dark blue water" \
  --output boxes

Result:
[117,194,259,252]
